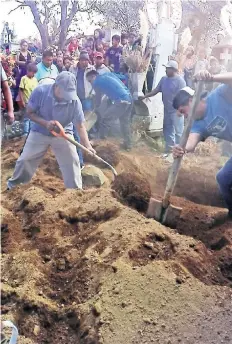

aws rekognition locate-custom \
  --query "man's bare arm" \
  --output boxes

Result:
[2,80,14,124]
[172,133,201,157]
[195,71,232,86]
[212,73,232,86]
[27,106,57,131]
[143,87,160,99]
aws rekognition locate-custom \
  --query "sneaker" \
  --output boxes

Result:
[165,154,174,163]
[161,153,168,159]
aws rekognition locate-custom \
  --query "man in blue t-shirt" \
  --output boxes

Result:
[140,60,186,157]
[172,71,232,216]
[86,70,133,150]
[8,72,95,190]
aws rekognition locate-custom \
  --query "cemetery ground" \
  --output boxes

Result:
[1,137,232,344]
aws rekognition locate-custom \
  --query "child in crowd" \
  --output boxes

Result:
[19,63,38,136]
[105,35,123,73]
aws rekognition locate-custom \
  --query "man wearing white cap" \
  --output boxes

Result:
[172,71,232,217]
[140,60,186,159]
[7,71,95,190]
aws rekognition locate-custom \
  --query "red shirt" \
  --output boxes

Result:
[68,42,78,53]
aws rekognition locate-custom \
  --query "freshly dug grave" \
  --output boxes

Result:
[1,138,232,344]
[112,171,151,212]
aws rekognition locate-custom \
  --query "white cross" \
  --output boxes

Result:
[220,48,232,66]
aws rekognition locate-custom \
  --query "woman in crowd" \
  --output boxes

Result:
[194,46,209,74]
[179,46,197,87]
[15,40,32,108]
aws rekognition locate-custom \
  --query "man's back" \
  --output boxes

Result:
[93,73,131,102]
[191,84,232,141]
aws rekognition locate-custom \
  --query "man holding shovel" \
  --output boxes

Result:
[7,71,95,190]
[172,71,232,217]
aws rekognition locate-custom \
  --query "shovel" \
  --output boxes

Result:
[146,81,204,227]
[50,121,118,177]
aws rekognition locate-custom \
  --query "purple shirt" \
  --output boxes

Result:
[105,46,123,73]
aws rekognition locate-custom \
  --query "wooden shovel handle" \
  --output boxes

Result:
[162,81,204,208]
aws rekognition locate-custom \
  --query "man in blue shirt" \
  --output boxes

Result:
[172,71,232,217]
[8,72,95,190]
[86,70,133,150]
[140,60,186,157]
[35,50,58,84]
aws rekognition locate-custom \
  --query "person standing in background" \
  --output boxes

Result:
[56,57,64,73]
[63,56,72,71]
[179,46,197,88]
[94,52,110,75]
[194,47,209,75]
[140,60,186,160]
[105,35,123,73]
[70,51,95,111]
[68,37,79,55]
[1,63,14,140]
[18,63,38,136]
[70,51,95,169]
[35,50,58,84]
[15,40,32,105]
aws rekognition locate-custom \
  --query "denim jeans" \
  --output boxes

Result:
[216,156,232,212]
[23,118,30,136]
[99,101,133,148]
[163,111,184,153]
[73,125,84,166]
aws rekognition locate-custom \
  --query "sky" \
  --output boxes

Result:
[1,0,99,41]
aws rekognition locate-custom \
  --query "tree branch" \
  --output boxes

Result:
[8,3,28,15]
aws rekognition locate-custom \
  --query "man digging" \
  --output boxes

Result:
[172,71,232,217]
[7,71,95,190]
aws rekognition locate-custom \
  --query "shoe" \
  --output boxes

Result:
[165,154,174,163]
[161,153,168,159]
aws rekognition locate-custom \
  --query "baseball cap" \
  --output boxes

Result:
[163,60,179,70]
[181,87,195,96]
[94,52,103,58]
[55,71,78,101]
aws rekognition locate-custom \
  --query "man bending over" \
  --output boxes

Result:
[8,72,94,190]
[172,71,232,216]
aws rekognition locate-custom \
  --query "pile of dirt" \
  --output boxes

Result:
[83,141,120,167]
[1,138,232,344]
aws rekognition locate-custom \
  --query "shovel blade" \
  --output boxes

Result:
[162,205,182,228]
[146,198,163,221]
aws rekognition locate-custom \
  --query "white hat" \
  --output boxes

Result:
[181,87,195,96]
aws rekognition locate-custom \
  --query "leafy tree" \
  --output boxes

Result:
[90,0,144,33]
[10,0,97,50]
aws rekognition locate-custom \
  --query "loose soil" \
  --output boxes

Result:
[1,137,232,344]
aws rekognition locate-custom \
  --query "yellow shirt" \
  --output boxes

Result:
[19,75,38,103]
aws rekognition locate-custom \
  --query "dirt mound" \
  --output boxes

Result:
[83,141,120,168]
[112,172,151,212]
[1,138,232,344]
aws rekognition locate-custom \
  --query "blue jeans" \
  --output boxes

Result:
[216,156,232,212]
[163,111,184,153]
[23,118,30,136]
[73,126,84,166]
